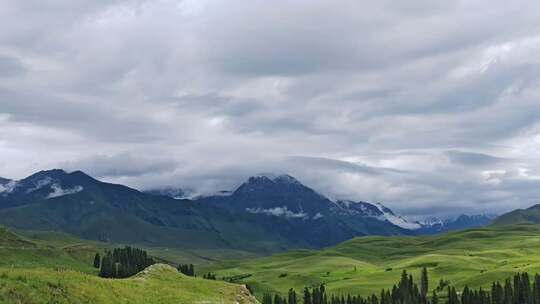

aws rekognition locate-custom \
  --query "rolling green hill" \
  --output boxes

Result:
[0,226,259,304]
[0,264,258,304]
[209,224,540,298]
[0,227,97,273]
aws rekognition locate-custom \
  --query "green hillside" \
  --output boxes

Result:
[210,224,540,298]
[0,264,257,304]
[0,226,258,304]
[0,227,97,273]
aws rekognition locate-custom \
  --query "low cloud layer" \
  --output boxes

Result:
[2,1,540,218]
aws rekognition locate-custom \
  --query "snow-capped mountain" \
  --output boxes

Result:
[373,203,423,230]
[332,200,420,229]
[194,173,494,237]
[0,169,495,251]
[0,169,85,205]
[415,214,495,234]
[195,174,415,247]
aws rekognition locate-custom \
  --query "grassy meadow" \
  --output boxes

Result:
[209,224,540,298]
[0,226,258,304]
[3,222,540,302]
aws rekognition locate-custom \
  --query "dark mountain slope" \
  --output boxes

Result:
[197,174,413,247]
[492,204,540,226]
[415,214,494,234]
[0,170,289,252]
[0,169,492,253]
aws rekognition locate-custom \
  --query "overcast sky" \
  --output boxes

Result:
[2,1,540,218]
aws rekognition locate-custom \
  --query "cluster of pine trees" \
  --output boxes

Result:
[263,268,429,304]
[454,272,540,304]
[261,268,540,304]
[177,264,195,276]
[98,246,155,278]
[263,288,298,304]
[203,273,217,280]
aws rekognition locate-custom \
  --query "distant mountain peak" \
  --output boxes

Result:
[34,168,68,176]
[0,169,93,200]
[273,174,302,185]
[249,173,302,185]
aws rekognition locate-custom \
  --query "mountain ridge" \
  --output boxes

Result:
[0,169,496,252]
[492,204,540,226]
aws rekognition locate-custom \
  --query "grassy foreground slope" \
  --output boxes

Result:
[0,227,97,274]
[211,224,540,298]
[0,227,258,304]
[0,264,257,304]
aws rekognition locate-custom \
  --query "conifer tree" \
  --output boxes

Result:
[504,278,514,304]
[432,290,438,304]
[447,286,459,304]
[492,282,504,304]
[303,287,312,304]
[421,267,428,304]
[288,288,297,304]
[533,274,540,304]
[462,285,468,304]
[99,252,113,278]
[262,293,273,304]
[93,252,101,268]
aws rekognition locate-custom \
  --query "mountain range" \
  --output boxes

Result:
[0,169,497,253]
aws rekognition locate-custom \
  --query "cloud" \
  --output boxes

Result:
[62,152,178,178]
[246,206,308,219]
[0,55,25,77]
[47,184,84,199]
[2,0,540,217]
[445,150,508,167]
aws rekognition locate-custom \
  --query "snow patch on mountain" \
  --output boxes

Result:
[374,203,422,230]
[26,177,53,193]
[0,180,18,194]
[418,217,444,227]
[246,206,308,219]
[312,212,324,220]
[47,184,83,198]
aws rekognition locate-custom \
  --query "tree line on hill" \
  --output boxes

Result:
[262,267,540,304]
[177,263,195,276]
[96,246,155,278]
[176,263,216,280]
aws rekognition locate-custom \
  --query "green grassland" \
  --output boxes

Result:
[0,264,257,304]
[0,227,258,304]
[0,227,98,274]
[5,222,540,303]
[210,224,540,298]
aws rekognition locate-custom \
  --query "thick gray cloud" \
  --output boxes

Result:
[1,0,540,218]
[61,152,179,178]
[0,55,25,77]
